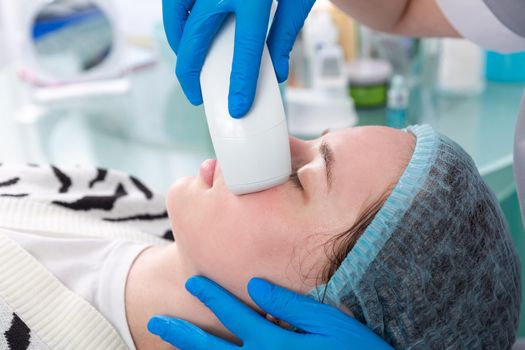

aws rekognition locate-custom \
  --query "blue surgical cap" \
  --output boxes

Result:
[310,125,521,349]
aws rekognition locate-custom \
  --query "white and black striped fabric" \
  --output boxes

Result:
[0,164,173,240]
[0,163,173,350]
[0,297,48,350]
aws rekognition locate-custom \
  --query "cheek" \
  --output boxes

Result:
[196,190,288,260]
[166,176,221,256]
[198,219,307,305]
[170,180,325,297]
[192,186,303,274]
[166,177,194,233]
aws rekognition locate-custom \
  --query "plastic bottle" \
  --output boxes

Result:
[387,75,409,129]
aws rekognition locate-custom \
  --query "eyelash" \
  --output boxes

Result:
[290,172,303,191]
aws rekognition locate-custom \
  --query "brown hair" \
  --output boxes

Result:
[319,190,392,286]
[318,132,416,291]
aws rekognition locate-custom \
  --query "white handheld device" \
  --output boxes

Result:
[200,15,292,195]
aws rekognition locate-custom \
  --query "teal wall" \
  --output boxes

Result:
[501,191,525,337]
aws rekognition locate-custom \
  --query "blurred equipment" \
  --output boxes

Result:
[8,0,156,104]
[372,33,420,78]
[286,87,357,138]
[486,51,525,83]
[200,15,292,195]
[387,75,409,129]
[286,0,357,138]
[328,5,358,63]
[18,0,126,85]
[437,39,485,96]
[0,6,7,68]
[304,8,347,91]
[7,0,157,107]
[347,58,392,109]
[347,27,393,109]
[31,1,114,80]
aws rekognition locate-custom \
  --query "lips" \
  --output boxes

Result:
[200,159,217,188]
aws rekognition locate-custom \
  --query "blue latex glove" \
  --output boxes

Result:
[162,0,316,118]
[148,276,393,349]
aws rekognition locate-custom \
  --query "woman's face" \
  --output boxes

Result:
[167,126,415,302]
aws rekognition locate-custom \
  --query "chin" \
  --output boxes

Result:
[167,174,219,233]
[168,175,193,201]
[167,176,197,221]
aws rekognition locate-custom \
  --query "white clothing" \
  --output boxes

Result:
[2,229,149,350]
[0,165,171,350]
[437,0,525,224]
[0,233,128,350]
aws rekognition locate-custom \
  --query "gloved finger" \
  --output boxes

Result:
[248,278,353,334]
[186,276,269,339]
[227,0,273,118]
[176,4,228,105]
[162,0,196,54]
[148,315,237,350]
[267,0,316,82]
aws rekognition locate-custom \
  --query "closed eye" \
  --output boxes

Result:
[290,172,303,191]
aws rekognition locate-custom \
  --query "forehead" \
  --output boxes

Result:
[321,127,415,214]
[323,127,414,164]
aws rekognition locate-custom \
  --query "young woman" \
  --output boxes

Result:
[0,125,518,349]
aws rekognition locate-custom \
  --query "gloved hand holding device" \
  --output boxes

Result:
[148,276,393,349]
[162,0,316,118]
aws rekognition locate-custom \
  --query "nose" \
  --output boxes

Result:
[288,136,309,169]
[288,136,302,158]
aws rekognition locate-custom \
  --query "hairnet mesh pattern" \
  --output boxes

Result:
[310,125,521,349]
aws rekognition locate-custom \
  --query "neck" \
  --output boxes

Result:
[125,244,228,350]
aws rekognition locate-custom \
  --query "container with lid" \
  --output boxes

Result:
[347,58,392,109]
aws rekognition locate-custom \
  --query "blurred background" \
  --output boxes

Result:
[0,0,524,337]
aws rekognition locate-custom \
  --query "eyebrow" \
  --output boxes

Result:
[319,141,334,191]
